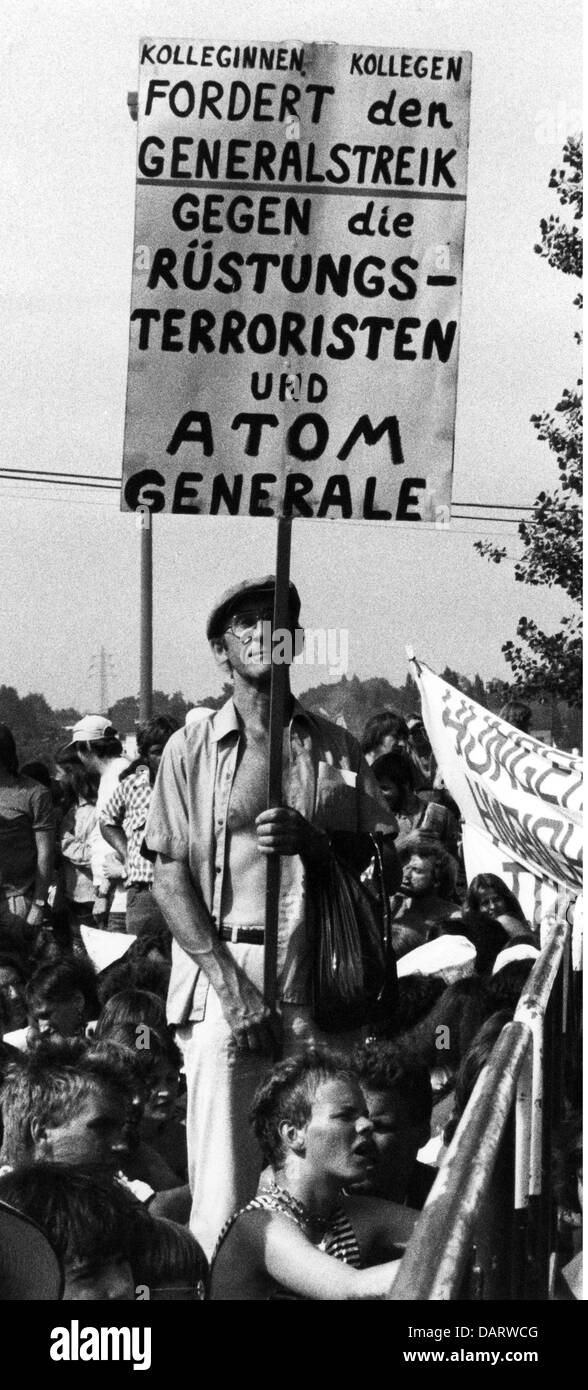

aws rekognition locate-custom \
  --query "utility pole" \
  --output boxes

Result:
[139,511,153,721]
[129,88,153,725]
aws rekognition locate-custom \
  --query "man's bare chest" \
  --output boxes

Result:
[226,732,293,831]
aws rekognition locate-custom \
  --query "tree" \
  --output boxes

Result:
[476,135,582,705]
[0,685,68,765]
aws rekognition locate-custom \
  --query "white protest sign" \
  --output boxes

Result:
[122,39,471,520]
[411,657,583,931]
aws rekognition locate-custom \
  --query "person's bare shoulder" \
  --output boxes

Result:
[343,1192,419,1259]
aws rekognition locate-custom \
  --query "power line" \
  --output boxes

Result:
[0,467,546,513]
[0,467,120,483]
[0,473,118,492]
[0,473,544,516]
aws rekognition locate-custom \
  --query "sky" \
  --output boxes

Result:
[0,0,582,713]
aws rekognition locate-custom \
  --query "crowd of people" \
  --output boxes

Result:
[0,575,580,1300]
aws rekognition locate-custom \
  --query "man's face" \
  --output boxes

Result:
[223,595,276,682]
[222,591,297,684]
[28,990,86,1042]
[62,1254,135,1301]
[302,1077,376,1184]
[0,964,27,1030]
[403,855,436,896]
[356,1087,425,1202]
[41,1085,129,1168]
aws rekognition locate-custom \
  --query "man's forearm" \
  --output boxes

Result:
[152,857,243,997]
[100,821,128,862]
[33,837,53,900]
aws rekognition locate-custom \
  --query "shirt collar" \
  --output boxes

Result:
[210,697,316,743]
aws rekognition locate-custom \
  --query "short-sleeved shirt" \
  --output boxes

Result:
[145,699,396,1025]
[0,775,54,897]
[101,766,153,885]
[92,757,129,912]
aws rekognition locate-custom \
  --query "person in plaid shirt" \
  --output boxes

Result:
[100,717,177,937]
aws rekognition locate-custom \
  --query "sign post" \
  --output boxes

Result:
[263,516,292,1011]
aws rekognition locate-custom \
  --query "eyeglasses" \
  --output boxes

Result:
[225,608,276,638]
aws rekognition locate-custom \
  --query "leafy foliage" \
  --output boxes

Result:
[0,686,71,767]
[475,135,583,705]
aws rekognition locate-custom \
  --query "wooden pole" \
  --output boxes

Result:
[139,512,153,722]
[263,516,293,1014]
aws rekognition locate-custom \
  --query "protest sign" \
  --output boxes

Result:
[122,39,472,521]
[409,657,583,929]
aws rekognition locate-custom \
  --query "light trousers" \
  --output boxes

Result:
[175,942,361,1259]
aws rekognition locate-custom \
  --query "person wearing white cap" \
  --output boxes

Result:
[61,716,129,930]
[145,574,400,1258]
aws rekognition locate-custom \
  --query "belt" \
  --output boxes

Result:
[219,925,265,945]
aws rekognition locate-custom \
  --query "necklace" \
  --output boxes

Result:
[265,1181,333,1236]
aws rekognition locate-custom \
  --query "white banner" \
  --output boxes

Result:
[410,657,583,930]
[122,39,471,520]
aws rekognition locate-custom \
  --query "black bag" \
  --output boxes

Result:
[310,833,398,1033]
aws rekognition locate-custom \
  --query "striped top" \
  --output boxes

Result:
[210,1187,362,1300]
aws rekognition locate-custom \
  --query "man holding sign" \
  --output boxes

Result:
[145,574,399,1255]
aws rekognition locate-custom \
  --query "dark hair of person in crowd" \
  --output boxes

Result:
[383,975,446,1038]
[398,831,458,900]
[59,759,100,813]
[395,976,496,1071]
[131,923,172,965]
[0,947,29,1033]
[26,956,100,1033]
[119,716,178,782]
[552,1107,583,1216]
[92,988,168,1041]
[432,910,510,976]
[0,946,29,988]
[0,723,19,775]
[351,1039,433,1134]
[0,1162,147,1295]
[486,959,535,1011]
[77,733,124,760]
[27,917,73,970]
[499,700,532,733]
[443,1011,513,1145]
[19,760,52,789]
[132,1215,208,1300]
[464,873,528,925]
[360,709,409,758]
[250,1048,352,1169]
[91,1023,181,1085]
[370,747,416,813]
[0,1044,134,1166]
[96,937,172,1007]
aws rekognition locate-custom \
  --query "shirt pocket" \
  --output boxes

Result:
[315,761,358,832]
[128,808,147,837]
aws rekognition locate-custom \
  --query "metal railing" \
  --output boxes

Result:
[390,917,578,1300]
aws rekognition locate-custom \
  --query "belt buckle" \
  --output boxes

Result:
[231,924,240,943]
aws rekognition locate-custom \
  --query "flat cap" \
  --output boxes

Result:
[206,574,301,640]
